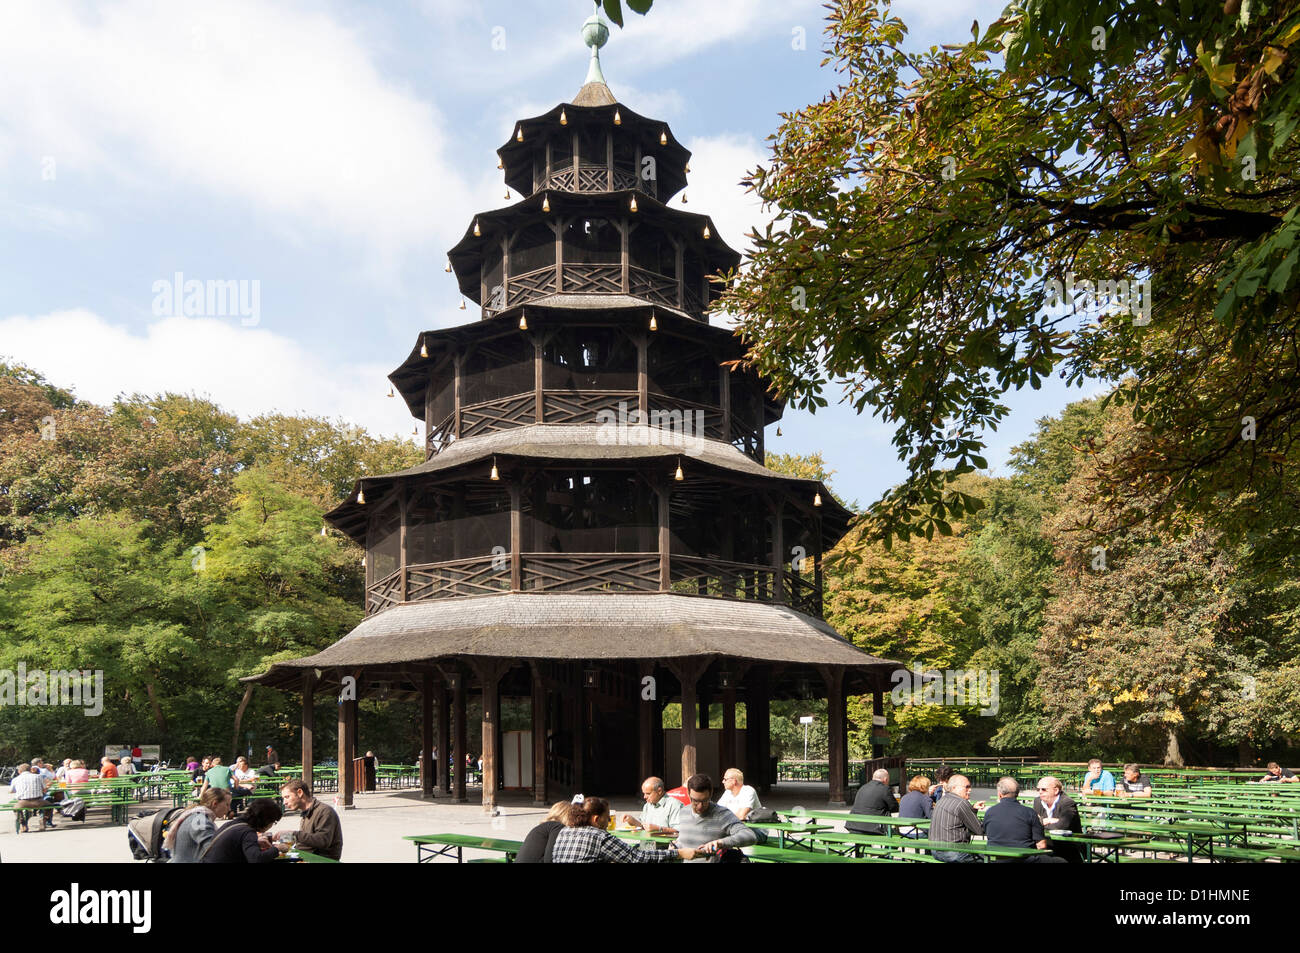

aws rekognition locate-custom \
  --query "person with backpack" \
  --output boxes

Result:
[166,788,232,863]
[201,799,282,864]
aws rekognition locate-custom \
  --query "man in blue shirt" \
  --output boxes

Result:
[982,778,1066,863]
[1081,759,1115,794]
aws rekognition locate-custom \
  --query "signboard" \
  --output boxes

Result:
[140,745,161,762]
[799,716,815,725]
[104,744,125,759]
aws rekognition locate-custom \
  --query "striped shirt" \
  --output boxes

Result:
[929,794,982,845]
[551,826,678,864]
[11,771,47,801]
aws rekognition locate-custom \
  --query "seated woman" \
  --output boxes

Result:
[166,788,232,862]
[201,798,282,864]
[897,775,933,837]
[516,801,571,863]
[551,797,697,863]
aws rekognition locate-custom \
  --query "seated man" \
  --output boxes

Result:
[1081,758,1115,795]
[1258,762,1298,783]
[10,763,53,832]
[274,778,343,860]
[983,777,1066,863]
[846,768,898,835]
[928,774,985,863]
[674,773,758,863]
[1116,764,1152,798]
[715,769,761,821]
[621,776,681,833]
[1032,775,1083,863]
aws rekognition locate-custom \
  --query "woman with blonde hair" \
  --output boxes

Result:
[516,800,572,863]
[166,787,232,862]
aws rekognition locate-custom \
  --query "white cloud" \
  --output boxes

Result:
[682,132,768,258]
[0,309,419,443]
[0,1,473,277]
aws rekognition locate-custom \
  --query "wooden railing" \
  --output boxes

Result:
[629,265,678,309]
[545,162,648,196]
[364,553,822,616]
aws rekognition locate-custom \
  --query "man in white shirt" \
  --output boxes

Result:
[11,764,52,832]
[716,768,761,821]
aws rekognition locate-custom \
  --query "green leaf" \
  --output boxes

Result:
[627,0,653,13]
[601,0,624,28]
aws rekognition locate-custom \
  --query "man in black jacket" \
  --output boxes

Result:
[846,768,898,835]
[1032,775,1083,863]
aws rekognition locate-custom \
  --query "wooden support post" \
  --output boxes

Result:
[606,132,614,191]
[666,658,709,786]
[637,662,655,783]
[436,680,451,795]
[657,485,670,591]
[722,682,737,774]
[698,688,710,730]
[872,683,885,761]
[821,666,848,806]
[509,483,522,592]
[301,671,315,788]
[421,671,434,799]
[472,660,511,813]
[450,667,468,803]
[572,666,585,791]
[620,221,630,293]
[814,516,824,618]
[453,354,463,440]
[530,663,547,806]
[637,333,649,418]
[746,668,772,795]
[534,337,544,423]
[772,499,785,605]
[399,488,408,603]
[337,670,356,809]
[719,365,730,442]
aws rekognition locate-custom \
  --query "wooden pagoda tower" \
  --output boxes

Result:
[250,15,900,809]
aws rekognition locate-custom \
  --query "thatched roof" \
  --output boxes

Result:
[244,592,899,692]
[325,423,854,545]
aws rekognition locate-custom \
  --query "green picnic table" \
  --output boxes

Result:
[1046,831,1152,863]
[805,831,1042,863]
[275,848,339,863]
[795,831,941,862]
[781,810,932,838]
[746,822,832,851]
[403,833,523,863]
[747,844,873,863]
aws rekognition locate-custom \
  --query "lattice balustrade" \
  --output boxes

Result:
[365,568,404,616]
[562,263,623,295]
[547,168,576,191]
[577,166,608,191]
[505,265,559,308]
[406,556,511,601]
[427,414,455,456]
[784,568,821,617]
[669,556,807,609]
[629,266,678,309]
[683,283,704,315]
[522,553,660,593]
[647,398,725,441]
[543,389,636,424]
[544,163,647,195]
[459,394,536,438]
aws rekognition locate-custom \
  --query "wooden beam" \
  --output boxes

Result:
[471,659,511,813]
[533,335,544,423]
[620,220,629,293]
[820,666,848,806]
[657,485,670,591]
[448,665,468,802]
[337,670,356,809]
[637,332,649,417]
[872,688,885,761]
[719,364,730,441]
[665,658,710,787]
[453,354,463,440]
[772,499,785,605]
[301,671,315,788]
[637,661,655,783]
[399,487,408,603]
[421,671,434,800]
[530,662,547,806]
[746,667,772,794]
[509,482,522,591]
[436,679,451,794]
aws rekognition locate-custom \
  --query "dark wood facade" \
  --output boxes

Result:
[253,77,899,811]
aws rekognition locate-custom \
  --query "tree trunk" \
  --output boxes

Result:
[231,685,255,760]
[1237,737,1255,767]
[1163,727,1185,767]
[144,681,168,735]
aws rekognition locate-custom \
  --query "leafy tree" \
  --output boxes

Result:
[591,0,652,29]
[721,0,1300,547]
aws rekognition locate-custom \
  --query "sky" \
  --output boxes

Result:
[0,0,1104,509]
